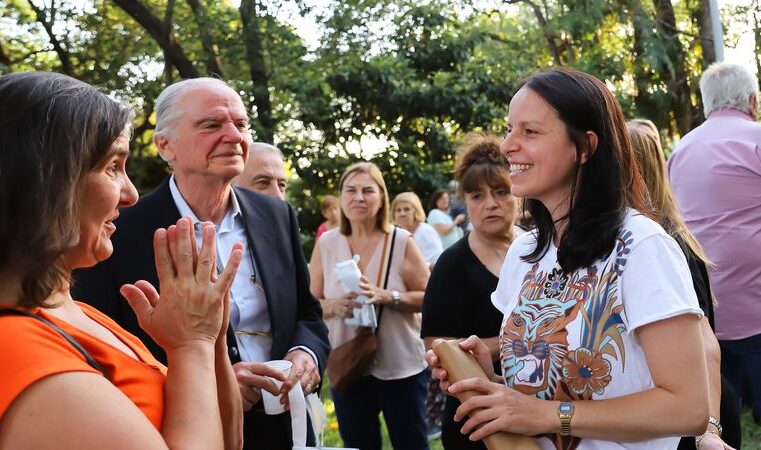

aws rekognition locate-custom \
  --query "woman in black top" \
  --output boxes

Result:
[421,133,520,449]
[628,119,739,450]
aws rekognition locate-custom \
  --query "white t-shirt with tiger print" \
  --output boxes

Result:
[491,209,703,450]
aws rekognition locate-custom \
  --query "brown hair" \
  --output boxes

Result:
[627,119,711,265]
[454,133,511,197]
[338,162,392,235]
[391,192,426,223]
[427,189,449,212]
[320,195,339,213]
[0,72,132,307]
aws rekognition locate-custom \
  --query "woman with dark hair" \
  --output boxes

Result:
[427,188,465,249]
[421,133,521,449]
[628,119,739,450]
[0,72,251,449]
[427,68,709,449]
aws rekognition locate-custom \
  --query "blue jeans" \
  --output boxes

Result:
[720,332,761,416]
[331,370,429,450]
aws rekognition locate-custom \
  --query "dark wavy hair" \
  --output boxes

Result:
[454,133,511,197]
[517,68,650,272]
[428,189,449,213]
[0,72,132,307]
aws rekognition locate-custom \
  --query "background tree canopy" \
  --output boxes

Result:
[3,0,757,252]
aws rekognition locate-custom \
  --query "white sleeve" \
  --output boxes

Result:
[491,234,534,314]
[621,233,704,333]
[416,225,443,264]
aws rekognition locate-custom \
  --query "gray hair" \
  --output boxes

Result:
[699,63,759,118]
[153,77,235,140]
[249,142,283,159]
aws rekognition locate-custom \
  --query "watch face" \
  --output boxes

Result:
[559,402,573,414]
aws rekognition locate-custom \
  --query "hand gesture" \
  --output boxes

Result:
[454,214,466,225]
[233,362,289,411]
[696,432,736,450]
[359,275,391,306]
[284,349,321,396]
[425,336,497,393]
[327,292,361,318]
[120,218,243,351]
[450,377,546,439]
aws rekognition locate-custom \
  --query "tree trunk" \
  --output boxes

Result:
[185,0,225,77]
[0,40,11,66]
[698,0,717,68]
[163,0,176,84]
[239,0,274,143]
[653,0,696,135]
[111,0,199,78]
[629,0,668,131]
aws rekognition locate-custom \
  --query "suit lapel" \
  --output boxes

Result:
[233,187,280,353]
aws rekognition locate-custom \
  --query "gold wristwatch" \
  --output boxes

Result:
[558,402,574,436]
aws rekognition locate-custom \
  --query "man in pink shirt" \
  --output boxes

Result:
[669,62,761,424]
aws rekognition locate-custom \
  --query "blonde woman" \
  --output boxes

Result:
[309,162,431,450]
[392,192,443,267]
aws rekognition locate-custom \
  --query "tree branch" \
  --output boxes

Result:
[162,0,176,84]
[0,40,12,66]
[185,0,224,77]
[239,0,275,143]
[111,0,199,78]
[503,0,568,65]
[26,0,73,75]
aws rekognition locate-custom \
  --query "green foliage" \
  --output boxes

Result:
[0,0,720,246]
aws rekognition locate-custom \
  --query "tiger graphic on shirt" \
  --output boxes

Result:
[500,229,633,450]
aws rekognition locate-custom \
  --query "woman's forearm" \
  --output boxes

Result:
[433,223,456,236]
[163,343,224,450]
[551,387,708,440]
[216,339,244,450]
[701,318,722,426]
[394,290,424,312]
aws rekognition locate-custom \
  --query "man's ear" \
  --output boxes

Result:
[750,93,758,120]
[154,134,174,164]
[580,131,599,164]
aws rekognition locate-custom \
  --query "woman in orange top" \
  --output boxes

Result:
[0,72,278,449]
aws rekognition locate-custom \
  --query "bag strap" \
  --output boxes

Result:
[374,226,398,332]
[0,308,109,379]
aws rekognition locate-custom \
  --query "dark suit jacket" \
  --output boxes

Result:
[72,178,329,449]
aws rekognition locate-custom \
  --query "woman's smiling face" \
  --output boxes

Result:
[499,86,579,213]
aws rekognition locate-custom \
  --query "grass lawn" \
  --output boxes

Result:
[319,381,443,450]
[319,382,760,450]
[742,408,761,450]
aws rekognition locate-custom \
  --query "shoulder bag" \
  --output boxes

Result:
[327,227,397,393]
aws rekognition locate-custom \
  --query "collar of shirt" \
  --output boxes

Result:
[168,174,241,231]
[707,108,755,122]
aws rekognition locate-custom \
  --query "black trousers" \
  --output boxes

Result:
[242,406,316,450]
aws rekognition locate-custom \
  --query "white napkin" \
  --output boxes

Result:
[333,259,377,328]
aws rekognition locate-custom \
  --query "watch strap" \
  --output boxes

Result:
[558,401,574,436]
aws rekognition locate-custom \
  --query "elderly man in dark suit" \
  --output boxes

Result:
[73,77,330,450]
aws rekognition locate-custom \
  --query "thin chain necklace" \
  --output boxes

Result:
[348,232,382,266]
[479,229,515,261]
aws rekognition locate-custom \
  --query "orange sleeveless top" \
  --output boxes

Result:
[0,302,166,429]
